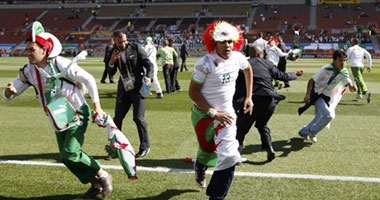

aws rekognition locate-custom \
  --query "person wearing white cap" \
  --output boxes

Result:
[144,36,163,98]
[2,22,112,198]
[189,21,253,200]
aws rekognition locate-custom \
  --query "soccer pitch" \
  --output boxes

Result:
[0,56,380,199]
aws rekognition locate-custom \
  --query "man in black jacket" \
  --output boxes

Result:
[233,46,303,161]
[101,39,115,83]
[168,39,181,92]
[109,31,153,158]
[277,35,290,88]
[180,39,189,72]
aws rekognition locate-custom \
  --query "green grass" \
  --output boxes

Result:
[1,56,380,199]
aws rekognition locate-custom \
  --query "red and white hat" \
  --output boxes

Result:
[203,21,244,53]
[267,37,279,46]
[26,21,62,58]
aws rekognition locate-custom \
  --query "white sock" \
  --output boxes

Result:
[99,171,109,179]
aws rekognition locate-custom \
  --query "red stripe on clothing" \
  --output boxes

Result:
[195,117,216,153]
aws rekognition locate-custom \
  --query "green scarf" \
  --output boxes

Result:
[325,63,349,77]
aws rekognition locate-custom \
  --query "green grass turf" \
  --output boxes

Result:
[0,56,380,199]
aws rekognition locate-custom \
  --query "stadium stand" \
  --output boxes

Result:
[0,0,379,57]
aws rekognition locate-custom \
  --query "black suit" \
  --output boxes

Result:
[101,44,115,83]
[180,43,188,72]
[111,42,153,151]
[170,45,181,91]
[233,57,297,151]
[277,41,289,86]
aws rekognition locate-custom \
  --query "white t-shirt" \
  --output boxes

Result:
[3,56,99,110]
[346,45,372,68]
[265,45,288,66]
[192,51,248,113]
[312,64,352,97]
[144,43,158,69]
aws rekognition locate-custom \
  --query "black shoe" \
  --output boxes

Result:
[194,163,206,188]
[284,83,290,88]
[104,154,112,160]
[78,185,101,199]
[238,145,243,154]
[176,88,182,92]
[156,93,163,99]
[100,80,106,84]
[110,80,115,83]
[278,83,282,90]
[266,146,275,162]
[136,148,150,158]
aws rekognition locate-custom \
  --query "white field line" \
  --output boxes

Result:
[1,159,380,183]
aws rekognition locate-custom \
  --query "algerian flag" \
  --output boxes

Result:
[288,48,302,61]
[92,112,137,179]
[326,80,347,129]
[31,21,45,42]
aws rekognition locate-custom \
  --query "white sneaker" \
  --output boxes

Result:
[356,94,362,99]
[307,134,317,143]
[240,157,248,163]
[99,173,113,197]
[365,92,371,103]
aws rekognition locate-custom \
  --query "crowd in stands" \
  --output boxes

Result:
[303,29,372,44]
[1,1,380,57]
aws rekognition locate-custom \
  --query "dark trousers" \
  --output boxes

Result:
[114,87,149,151]
[277,58,288,85]
[206,165,235,200]
[195,161,235,200]
[170,66,181,91]
[100,64,114,82]
[163,64,173,93]
[180,57,188,72]
[236,95,276,150]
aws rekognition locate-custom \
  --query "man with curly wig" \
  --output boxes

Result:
[189,21,253,200]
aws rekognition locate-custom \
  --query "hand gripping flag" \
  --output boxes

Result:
[92,112,137,179]
[287,48,302,61]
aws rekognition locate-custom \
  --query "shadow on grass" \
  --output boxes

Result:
[272,137,313,157]
[0,194,90,200]
[98,90,117,99]
[126,189,199,200]
[136,158,193,169]
[288,100,366,107]
[0,153,61,162]
[242,137,312,165]
[0,153,109,163]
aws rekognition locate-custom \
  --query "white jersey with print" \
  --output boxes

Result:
[312,64,352,98]
[265,45,288,66]
[192,51,249,114]
[3,56,99,110]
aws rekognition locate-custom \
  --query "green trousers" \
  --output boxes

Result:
[55,103,101,184]
[351,67,368,95]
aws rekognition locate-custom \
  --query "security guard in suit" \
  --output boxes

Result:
[109,31,153,158]
[233,46,303,161]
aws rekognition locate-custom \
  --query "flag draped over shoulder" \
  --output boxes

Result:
[92,112,137,179]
